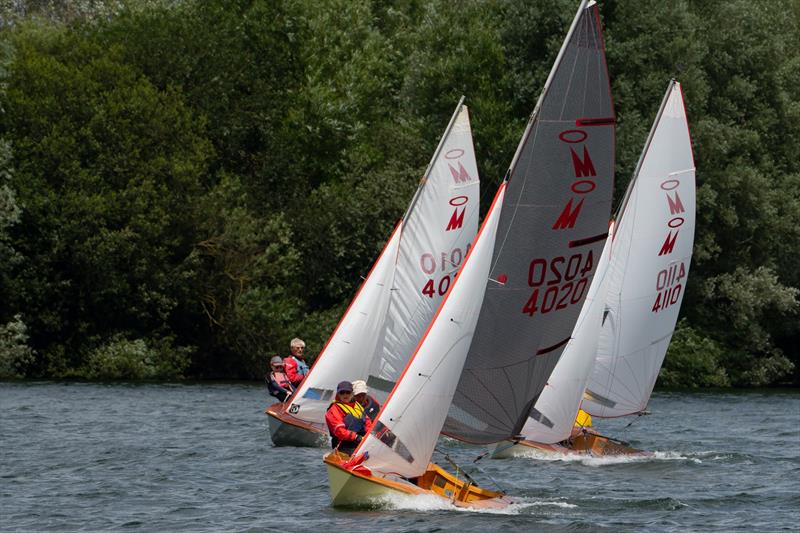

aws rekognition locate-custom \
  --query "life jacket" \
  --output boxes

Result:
[330,401,366,452]
[294,357,310,376]
[574,409,592,428]
[271,371,293,391]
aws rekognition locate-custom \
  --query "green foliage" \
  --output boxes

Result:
[0,314,34,378]
[0,0,797,386]
[188,173,304,378]
[659,320,729,388]
[1,20,211,374]
[82,334,191,380]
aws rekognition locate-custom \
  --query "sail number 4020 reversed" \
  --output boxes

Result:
[522,251,594,316]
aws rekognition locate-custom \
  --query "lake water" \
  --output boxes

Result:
[1,382,798,531]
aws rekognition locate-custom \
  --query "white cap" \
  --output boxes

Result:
[352,380,368,395]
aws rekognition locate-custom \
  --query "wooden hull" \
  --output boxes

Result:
[492,429,652,458]
[324,451,511,509]
[265,403,328,448]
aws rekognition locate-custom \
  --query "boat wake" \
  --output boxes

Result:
[367,492,574,514]
[507,448,701,465]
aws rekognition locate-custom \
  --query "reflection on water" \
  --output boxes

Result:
[1,382,798,531]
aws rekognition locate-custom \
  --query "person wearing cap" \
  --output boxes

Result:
[283,338,310,387]
[352,380,381,422]
[325,381,368,454]
[266,356,294,402]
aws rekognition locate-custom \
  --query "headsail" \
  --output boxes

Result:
[443,0,615,444]
[582,80,696,418]
[286,100,480,425]
[356,185,507,478]
[519,225,613,444]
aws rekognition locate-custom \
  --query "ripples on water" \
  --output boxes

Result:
[1,383,797,531]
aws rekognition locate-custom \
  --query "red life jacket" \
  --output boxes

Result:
[328,401,366,453]
[271,370,293,391]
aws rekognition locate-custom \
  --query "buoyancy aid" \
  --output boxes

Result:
[329,401,366,452]
[271,371,293,391]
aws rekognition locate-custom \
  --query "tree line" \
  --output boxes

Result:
[0,0,797,386]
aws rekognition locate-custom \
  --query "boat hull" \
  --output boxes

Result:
[265,403,328,448]
[492,429,652,458]
[324,452,511,509]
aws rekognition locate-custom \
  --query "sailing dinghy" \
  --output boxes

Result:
[266,98,480,446]
[496,80,696,458]
[325,0,614,507]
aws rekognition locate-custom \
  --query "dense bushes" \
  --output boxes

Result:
[0,0,797,385]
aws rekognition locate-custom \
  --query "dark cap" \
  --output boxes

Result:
[336,381,353,393]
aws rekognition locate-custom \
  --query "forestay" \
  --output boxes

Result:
[286,101,480,425]
[443,0,615,444]
[582,80,695,418]
[519,226,613,444]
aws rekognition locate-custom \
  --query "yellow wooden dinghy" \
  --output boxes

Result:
[324,451,509,509]
[492,428,650,459]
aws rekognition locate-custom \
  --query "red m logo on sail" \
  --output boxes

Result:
[667,192,685,215]
[570,147,596,177]
[659,231,679,256]
[552,198,584,230]
[449,163,472,184]
[446,208,465,231]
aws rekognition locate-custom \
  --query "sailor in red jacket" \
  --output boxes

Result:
[283,337,310,387]
[325,381,370,455]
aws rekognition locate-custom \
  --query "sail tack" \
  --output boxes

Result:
[443,0,615,444]
[286,101,480,425]
[582,80,695,418]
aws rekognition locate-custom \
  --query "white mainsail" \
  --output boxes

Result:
[286,100,480,426]
[519,227,613,444]
[583,80,696,418]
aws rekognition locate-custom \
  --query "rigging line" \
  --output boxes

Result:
[623,410,650,429]
[434,447,506,495]
[434,447,477,486]
[558,11,584,121]
[469,459,507,495]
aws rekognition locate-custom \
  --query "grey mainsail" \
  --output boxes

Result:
[443,0,615,444]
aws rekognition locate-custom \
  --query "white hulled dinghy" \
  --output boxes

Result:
[266,98,480,446]
[496,79,696,458]
[325,0,615,507]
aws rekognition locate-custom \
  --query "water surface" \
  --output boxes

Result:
[1,383,798,531]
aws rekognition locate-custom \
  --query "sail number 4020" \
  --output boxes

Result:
[522,251,594,316]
